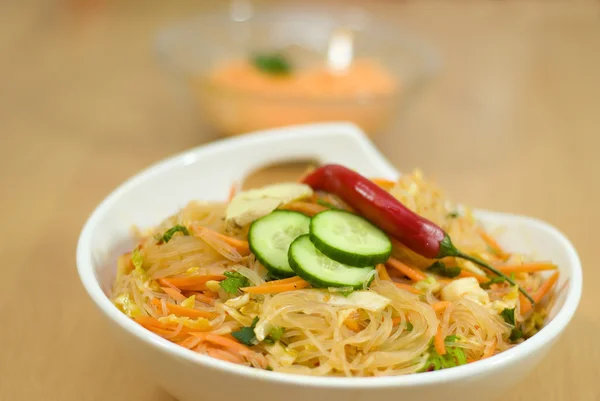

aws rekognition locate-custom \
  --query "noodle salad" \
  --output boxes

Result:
[112,166,559,376]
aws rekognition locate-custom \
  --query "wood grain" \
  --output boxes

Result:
[1,1,599,400]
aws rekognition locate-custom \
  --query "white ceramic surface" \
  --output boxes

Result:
[77,122,582,401]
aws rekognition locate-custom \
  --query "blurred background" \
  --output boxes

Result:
[1,0,599,400]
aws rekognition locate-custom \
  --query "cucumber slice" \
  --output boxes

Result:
[288,235,375,289]
[248,210,310,278]
[310,210,392,267]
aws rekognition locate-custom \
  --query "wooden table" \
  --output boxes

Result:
[1,1,599,400]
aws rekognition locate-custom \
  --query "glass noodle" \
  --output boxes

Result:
[112,171,557,376]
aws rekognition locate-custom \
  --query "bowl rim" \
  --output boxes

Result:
[154,5,440,104]
[76,125,582,388]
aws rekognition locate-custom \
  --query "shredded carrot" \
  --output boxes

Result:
[189,332,248,359]
[478,228,508,259]
[531,272,560,309]
[393,282,421,294]
[138,322,173,336]
[188,332,208,340]
[135,316,166,329]
[458,270,489,283]
[228,182,238,202]
[135,317,209,339]
[434,326,446,355]
[497,262,558,274]
[520,271,560,315]
[190,225,251,256]
[482,339,497,359]
[161,286,187,302]
[279,201,328,217]
[158,275,225,291]
[202,290,219,299]
[386,258,427,282]
[183,291,216,305]
[146,326,188,340]
[206,347,245,364]
[371,178,396,191]
[177,336,203,349]
[205,333,252,356]
[151,298,217,319]
[242,277,310,294]
[376,264,392,281]
[518,293,529,314]
[432,301,451,313]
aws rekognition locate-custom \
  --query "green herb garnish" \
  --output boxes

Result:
[406,321,414,332]
[500,307,524,342]
[231,316,259,346]
[161,225,189,243]
[252,53,291,75]
[481,276,506,289]
[421,335,467,371]
[219,271,250,295]
[509,327,524,342]
[447,211,460,219]
[428,261,461,278]
[500,308,516,326]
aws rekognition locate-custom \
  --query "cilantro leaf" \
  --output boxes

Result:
[481,276,506,289]
[500,308,516,326]
[219,271,250,295]
[428,261,461,278]
[406,321,414,332]
[131,248,143,269]
[509,327,524,342]
[232,326,256,346]
[252,53,291,75]
[231,317,259,346]
[421,335,467,372]
[161,225,189,243]
[500,308,524,343]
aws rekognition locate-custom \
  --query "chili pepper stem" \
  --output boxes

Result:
[455,251,535,305]
[437,234,535,304]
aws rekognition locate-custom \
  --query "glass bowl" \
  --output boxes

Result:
[155,4,439,137]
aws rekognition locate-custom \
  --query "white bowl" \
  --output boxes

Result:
[77,122,582,401]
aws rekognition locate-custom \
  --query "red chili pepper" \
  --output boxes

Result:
[303,164,534,304]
